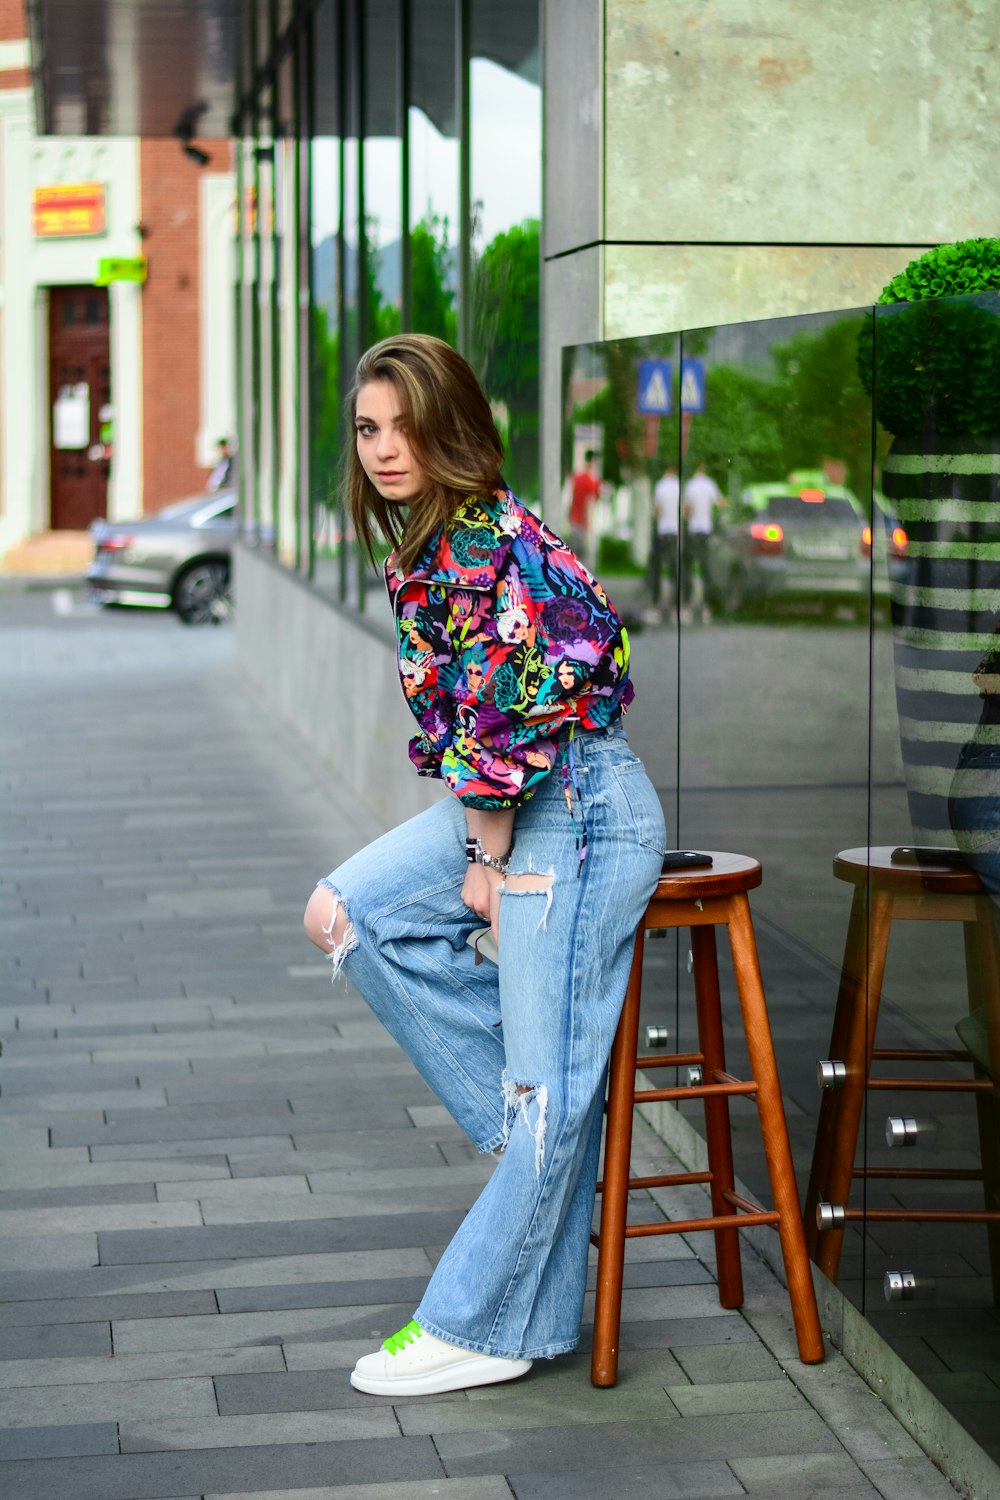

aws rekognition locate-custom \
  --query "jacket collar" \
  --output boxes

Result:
[389,490,521,591]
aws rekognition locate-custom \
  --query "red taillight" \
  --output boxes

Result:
[750,521,784,555]
[860,525,873,557]
[891,526,908,557]
[798,487,825,503]
[99,534,134,553]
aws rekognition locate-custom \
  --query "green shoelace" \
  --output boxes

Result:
[383,1319,423,1356]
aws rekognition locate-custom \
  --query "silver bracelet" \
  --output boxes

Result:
[473,838,515,875]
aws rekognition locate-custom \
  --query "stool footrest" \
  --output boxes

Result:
[636,1079,758,1104]
[822,1207,1000,1225]
[868,1076,991,1093]
[636,1051,704,1070]
[873,1047,969,1062]
[851,1166,983,1182]
[622,1208,780,1238]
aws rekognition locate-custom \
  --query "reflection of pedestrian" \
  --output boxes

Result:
[207,437,236,492]
[949,623,1000,906]
[648,463,679,617]
[568,449,602,564]
[683,462,724,619]
[303,333,664,1399]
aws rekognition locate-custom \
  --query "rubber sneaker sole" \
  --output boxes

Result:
[350,1353,533,1397]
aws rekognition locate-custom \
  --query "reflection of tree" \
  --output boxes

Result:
[411,213,457,345]
[472,217,539,498]
[570,316,873,498]
[311,306,340,503]
[365,215,401,344]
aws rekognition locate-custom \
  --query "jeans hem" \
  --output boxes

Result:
[414,1310,578,1361]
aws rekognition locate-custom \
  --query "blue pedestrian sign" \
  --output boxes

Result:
[679,359,706,413]
[636,359,673,416]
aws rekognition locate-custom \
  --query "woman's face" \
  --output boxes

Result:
[355,379,427,503]
[557,660,575,690]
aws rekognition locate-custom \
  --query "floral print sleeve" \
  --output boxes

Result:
[386,489,634,810]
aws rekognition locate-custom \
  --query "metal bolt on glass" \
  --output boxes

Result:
[816,1200,845,1230]
[817,1059,847,1089]
[686,1064,703,1086]
[686,948,694,974]
[644,1025,670,1048]
[885,1116,919,1147]
[884,1271,916,1303]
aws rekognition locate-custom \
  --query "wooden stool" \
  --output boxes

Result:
[590,852,825,1387]
[804,847,1000,1296]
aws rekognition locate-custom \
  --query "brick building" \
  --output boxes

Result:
[0,0,234,562]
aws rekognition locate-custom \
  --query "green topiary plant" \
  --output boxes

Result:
[857,237,1000,438]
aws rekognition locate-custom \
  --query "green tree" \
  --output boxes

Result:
[472,218,540,498]
[310,306,340,505]
[411,213,457,346]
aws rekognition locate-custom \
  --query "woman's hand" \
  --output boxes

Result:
[461,862,504,947]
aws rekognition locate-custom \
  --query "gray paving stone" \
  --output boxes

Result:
[507,1464,743,1500]
[214,1370,374,1415]
[0,1201,203,1237]
[0,1183,157,1210]
[0,1424,119,1461]
[0,1347,287,1389]
[113,1303,415,1355]
[96,1210,468,1264]
[858,1457,964,1499]
[397,1382,677,1435]
[435,1410,840,1474]
[672,1340,785,1384]
[0,1290,219,1326]
[154,1174,310,1203]
[91,1135,295,1160]
[229,1140,455,1175]
[731,1453,883,1497]
[0,1436,444,1499]
[665,1377,806,1418]
[119,1408,402,1451]
[200,1184,483,1225]
[0,1159,230,1192]
[216,1275,430,1315]
[206,1483,514,1500]
[2,1376,217,1426]
[3,1321,111,1361]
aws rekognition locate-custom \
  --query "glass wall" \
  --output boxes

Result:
[562,293,1000,1466]
[236,0,542,614]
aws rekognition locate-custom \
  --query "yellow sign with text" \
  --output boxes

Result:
[33,182,107,237]
[95,258,148,286]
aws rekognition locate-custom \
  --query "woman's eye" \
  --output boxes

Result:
[356,424,376,437]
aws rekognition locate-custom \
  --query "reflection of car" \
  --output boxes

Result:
[704,482,908,616]
[88,492,237,624]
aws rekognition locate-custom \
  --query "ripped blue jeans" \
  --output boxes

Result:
[315,722,665,1360]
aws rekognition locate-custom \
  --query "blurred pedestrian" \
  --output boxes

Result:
[683,461,724,621]
[567,448,602,565]
[648,462,680,621]
[207,437,236,492]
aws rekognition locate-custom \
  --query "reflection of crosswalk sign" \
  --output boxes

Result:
[680,359,706,413]
[636,359,673,416]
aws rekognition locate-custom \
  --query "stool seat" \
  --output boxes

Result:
[591,850,825,1387]
[835,846,986,896]
[805,846,1000,1299]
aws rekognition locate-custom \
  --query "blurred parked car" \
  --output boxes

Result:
[88,492,238,625]
[704,481,909,617]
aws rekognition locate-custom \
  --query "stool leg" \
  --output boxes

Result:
[815,888,893,1283]
[591,925,645,1388]
[966,900,1000,1306]
[804,885,867,1259]
[691,923,744,1308]
[726,893,825,1364]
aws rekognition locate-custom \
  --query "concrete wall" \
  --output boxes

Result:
[234,542,442,834]
[543,0,1000,480]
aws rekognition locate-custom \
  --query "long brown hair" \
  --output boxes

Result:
[345,334,505,573]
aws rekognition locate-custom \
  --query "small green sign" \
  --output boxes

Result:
[96,257,147,285]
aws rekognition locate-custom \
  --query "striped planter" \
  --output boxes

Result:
[881,437,1000,888]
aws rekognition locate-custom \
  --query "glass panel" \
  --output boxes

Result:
[238,133,259,532]
[408,0,458,344]
[274,51,299,567]
[255,91,277,551]
[864,291,1000,1465]
[469,0,541,503]
[310,0,345,597]
[363,0,402,347]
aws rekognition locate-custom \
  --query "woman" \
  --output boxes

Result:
[303,334,665,1397]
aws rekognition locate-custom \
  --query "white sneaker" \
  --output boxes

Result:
[350,1318,533,1396]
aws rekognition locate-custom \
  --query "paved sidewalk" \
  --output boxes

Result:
[0,593,962,1500]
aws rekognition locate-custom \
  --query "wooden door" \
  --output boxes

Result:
[48,286,111,530]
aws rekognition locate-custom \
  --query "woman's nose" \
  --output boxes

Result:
[375,428,399,460]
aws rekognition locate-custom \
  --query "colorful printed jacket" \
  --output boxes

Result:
[385,488,634,809]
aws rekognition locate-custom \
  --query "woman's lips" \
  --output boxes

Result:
[377,471,404,481]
